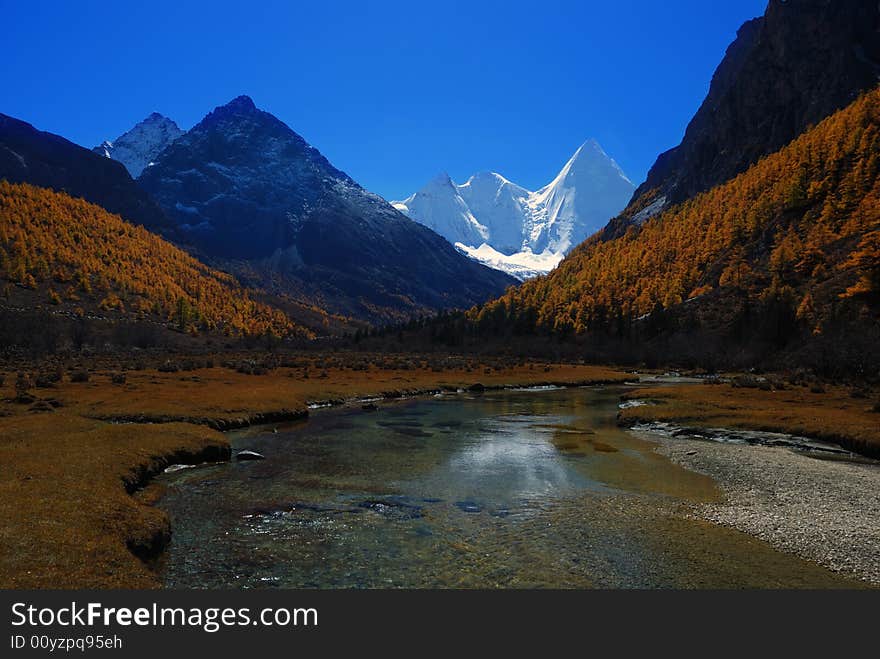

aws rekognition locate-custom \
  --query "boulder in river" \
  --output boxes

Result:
[467,383,485,393]
[235,450,265,461]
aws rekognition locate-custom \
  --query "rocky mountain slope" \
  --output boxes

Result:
[138,96,515,321]
[606,0,880,236]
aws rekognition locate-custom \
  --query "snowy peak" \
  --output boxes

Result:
[430,171,456,188]
[394,140,635,278]
[393,172,488,247]
[538,139,631,197]
[461,170,524,192]
[456,171,531,254]
[528,139,635,254]
[572,139,630,183]
[93,112,184,178]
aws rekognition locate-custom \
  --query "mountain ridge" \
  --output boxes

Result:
[137,95,516,321]
[0,112,174,233]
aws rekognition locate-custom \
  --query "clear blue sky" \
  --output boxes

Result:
[2,0,767,201]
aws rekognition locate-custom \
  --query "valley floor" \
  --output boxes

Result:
[1,358,877,588]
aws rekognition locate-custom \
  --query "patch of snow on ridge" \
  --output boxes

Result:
[631,195,668,225]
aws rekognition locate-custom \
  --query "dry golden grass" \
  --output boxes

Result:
[620,383,880,456]
[0,358,626,589]
[0,414,225,588]
[48,362,625,423]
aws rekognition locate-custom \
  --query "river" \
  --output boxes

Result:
[157,386,859,588]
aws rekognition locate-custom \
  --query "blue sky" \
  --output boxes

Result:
[2,0,767,200]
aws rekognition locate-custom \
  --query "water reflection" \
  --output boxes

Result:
[415,418,596,507]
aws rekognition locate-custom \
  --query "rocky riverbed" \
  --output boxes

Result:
[633,426,880,584]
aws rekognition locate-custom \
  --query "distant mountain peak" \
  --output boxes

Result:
[548,138,633,188]
[575,137,602,153]
[93,113,184,178]
[568,138,619,166]
[211,95,259,117]
[468,170,501,181]
[228,94,256,109]
[464,171,519,189]
[136,98,514,319]
[430,172,456,187]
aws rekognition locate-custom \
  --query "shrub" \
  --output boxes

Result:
[731,375,761,389]
[34,374,56,388]
[15,372,32,396]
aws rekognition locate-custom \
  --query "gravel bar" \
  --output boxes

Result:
[632,428,880,585]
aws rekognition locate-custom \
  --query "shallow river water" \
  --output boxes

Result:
[157,387,859,588]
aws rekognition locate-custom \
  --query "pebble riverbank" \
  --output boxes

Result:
[634,428,880,584]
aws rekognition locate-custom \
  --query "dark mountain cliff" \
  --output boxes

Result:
[606,0,880,237]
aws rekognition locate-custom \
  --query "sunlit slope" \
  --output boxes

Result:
[472,87,880,336]
[0,181,300,337]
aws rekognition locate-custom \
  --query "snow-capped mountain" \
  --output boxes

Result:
[393,140,635,279]
[394,173,490,248]
[93,112,184,178]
